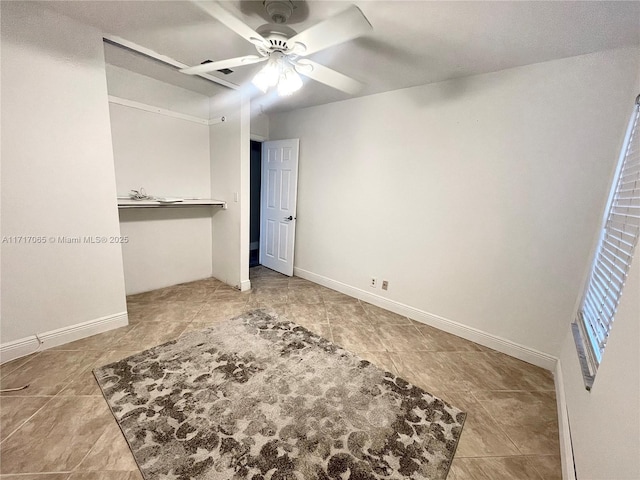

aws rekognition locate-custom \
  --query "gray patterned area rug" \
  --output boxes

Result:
[94,310,466,480]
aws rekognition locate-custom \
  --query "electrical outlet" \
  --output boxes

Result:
[370,277,377,288]
[382,280,389,291]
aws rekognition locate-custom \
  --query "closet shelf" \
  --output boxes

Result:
[117,198,227,209]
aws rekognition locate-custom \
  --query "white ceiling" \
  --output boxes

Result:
[47,1,640,113]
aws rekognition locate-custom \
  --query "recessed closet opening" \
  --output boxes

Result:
[103,39,250,293]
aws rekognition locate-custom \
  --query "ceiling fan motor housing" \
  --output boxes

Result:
[255,24,298,55]
[264,0,294,24]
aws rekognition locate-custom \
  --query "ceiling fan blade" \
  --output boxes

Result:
[194,1,268,47]
[288,5,372,57]
[295,59,364,95]
[180,55,266,75]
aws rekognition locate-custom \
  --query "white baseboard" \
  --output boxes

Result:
[0,312,128,364]
[554,361,577,480]
[0,336,42,365]
[240,279,252,292]
[294,267,557,370]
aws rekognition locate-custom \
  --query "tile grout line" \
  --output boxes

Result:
[2,350,103,401]
[0,395,56,448]
[0,470,75,476]
[0,351,43,379]
[68,416,116,475]
[522,455,548,480]
[521,451,562,479]
[453,453,560,459]
[469,390,530,456]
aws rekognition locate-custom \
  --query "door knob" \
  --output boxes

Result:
[284,215,295,221]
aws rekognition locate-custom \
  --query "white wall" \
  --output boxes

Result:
[106,66,214,294]
[269,47,639,358]
[109,104,210,199]
[251,109,269,140]
[210,93,251,290]
[1,3,126,344]
[557,74,640,480]
[117,208,214,295]
[106,64,210,119]
[560,255,639,479]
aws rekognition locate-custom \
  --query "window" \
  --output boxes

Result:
[573,95,640,389]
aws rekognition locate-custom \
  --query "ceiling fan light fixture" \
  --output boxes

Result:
[251,69,270,93]
[252,51,301,97]
[277,67,303,96]
[252,55,281,92]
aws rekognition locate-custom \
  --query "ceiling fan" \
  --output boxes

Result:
[180,1,372,97]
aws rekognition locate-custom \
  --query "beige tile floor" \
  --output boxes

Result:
[0,266,561,480]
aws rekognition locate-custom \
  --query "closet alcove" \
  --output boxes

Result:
[104,40,252,294]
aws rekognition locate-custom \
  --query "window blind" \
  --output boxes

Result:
[577,99,640,371]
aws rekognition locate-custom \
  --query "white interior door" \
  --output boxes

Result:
[259,139,299,276]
